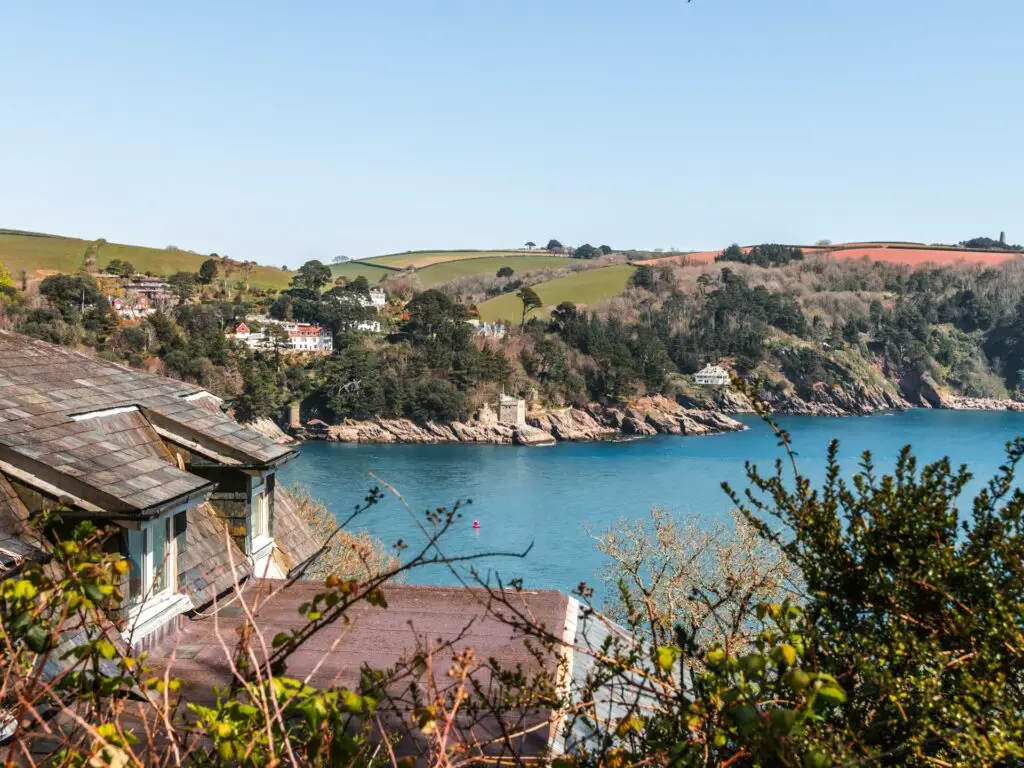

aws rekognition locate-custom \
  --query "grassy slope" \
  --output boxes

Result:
[414,255,576,288]
[477,264,636,322]
[329,261,397,283]
[365,249,543,269]
[0,232,293,289]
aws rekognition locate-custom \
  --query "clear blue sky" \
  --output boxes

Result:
[1,1,1021,266]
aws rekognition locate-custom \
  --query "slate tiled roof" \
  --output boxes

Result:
[268,487,326,572]
[151,584,573,758]
[0,473,46,571]
[180,502,254,609]
[0,331,295,514]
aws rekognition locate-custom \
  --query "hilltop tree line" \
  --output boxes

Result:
[960,234,1022,251]
[717,243,805,267]
[520,239,614,258]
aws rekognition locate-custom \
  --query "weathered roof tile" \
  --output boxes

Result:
[0,331,293,513]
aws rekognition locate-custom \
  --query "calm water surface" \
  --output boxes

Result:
[279,411,1024,595]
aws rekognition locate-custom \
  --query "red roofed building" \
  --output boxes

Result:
[112,295,153,319]
[228,320,332,354]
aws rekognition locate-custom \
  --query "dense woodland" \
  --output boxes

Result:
[3,245,1024,428]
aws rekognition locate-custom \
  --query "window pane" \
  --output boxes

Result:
[250,490,260,539]
[260,493,270,537]
[125,529,145,607]
[151,519,168,595]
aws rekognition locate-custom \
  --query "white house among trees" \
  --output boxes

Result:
[693,364,731,386]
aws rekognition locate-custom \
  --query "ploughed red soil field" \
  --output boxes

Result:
[819,246,1018,266]
[636,244,1021,267]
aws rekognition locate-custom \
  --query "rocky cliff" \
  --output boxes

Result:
[676,369,904,417]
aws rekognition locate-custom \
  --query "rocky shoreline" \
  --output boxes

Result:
[252,385,1024,448]
[294,395,747,445]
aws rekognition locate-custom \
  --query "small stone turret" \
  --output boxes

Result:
[475,402,499,425]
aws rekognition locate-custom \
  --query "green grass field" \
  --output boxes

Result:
[364,249,541,269]
[0,231,294,290]
[476,264,637,323]
[329,261,398,283]
[414,255,575,288]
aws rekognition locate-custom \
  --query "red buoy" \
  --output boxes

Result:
[472,520,480,529]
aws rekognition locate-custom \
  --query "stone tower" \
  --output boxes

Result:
[498,394,526,427]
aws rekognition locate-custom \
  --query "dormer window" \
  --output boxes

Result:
[251,487,270,542]
[249,478,273,556]
[124,517,175,609]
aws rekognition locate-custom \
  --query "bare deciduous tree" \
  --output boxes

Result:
[591,508,796,653]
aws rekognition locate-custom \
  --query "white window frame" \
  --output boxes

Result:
[125,517,176,616]
[250,487,273,554]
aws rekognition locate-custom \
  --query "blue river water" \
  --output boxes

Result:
[279,410,1024,595]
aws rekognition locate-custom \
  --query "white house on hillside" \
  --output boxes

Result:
[231,321,333,354]
[694,364,731,386]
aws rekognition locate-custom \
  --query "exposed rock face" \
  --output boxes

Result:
[676,388,753,413]
[678,380,903,417]
[316,417,552,445]
[898,372,1024,411]
[620,396,745,436]
[528,408,618,441]
[246,417,298,444]
[766,383,904,416]
[304,399,744,446]
[514,425,558,445]
[899,372,950,409]
[604,407,658,436]
[941,396,1024,411]
[449,420,515,443]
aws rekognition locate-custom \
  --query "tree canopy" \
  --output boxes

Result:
[103,259,134,277]
[517,286,543,328]
[198,257,219,284]
[39,274,107,318]
[168,271,198,303]
[717,243,804,267]
[291,260,333,294]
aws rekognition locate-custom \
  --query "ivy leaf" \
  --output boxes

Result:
[816,682,847,707]
[657,645,680,671]
[25,625,50,653]
[96,639,117,660]
[272,632,292,648]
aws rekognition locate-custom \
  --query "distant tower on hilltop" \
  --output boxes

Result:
[1000,231,1007,245]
